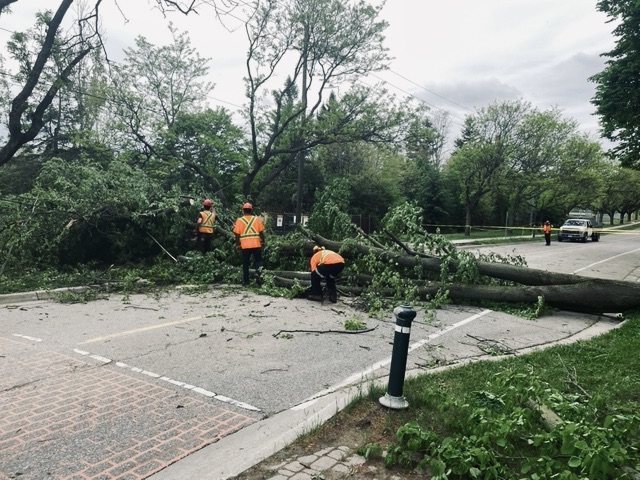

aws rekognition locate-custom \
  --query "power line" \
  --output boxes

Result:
[388,69,474,113]
[367,72,467,125]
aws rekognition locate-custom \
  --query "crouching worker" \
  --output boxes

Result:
[308,246,345,303]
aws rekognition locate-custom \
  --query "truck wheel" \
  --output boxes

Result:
[558,236,563,242]
[582,233,588,243]
[592,233,600,242]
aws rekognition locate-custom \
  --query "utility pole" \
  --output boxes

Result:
[295,22,309,224]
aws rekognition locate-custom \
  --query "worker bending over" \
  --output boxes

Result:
[308,246,345,303]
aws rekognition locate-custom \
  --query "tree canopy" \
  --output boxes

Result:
[591,0,640,168]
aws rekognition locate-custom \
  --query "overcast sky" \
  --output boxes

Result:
[1,0,617,145]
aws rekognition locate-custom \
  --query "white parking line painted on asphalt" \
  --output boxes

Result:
[572,246,640,273]
[292,309,493,411]
[73,349,111,364]
[72,348,261,412]
[78,304,255,344]
[12,333,42,342]
[407,309,493,353]
[90,354,112,364]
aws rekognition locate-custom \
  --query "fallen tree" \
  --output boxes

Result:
[213,210,640,313]
[270,273,636,314]
[263,231,640,314]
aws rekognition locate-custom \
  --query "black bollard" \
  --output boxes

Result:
[379,304,417,410]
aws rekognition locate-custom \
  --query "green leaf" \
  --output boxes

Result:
[568,456,582,468]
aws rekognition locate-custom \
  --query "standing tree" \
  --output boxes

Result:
[241,0,404,209]
[447,100,529,236]
[106,24,213,167]
[400,105,453,225]
[0,0,242,168]
[591,0,640,168]
[0,0,98,167]
[502,108,579,225]
[615,167,640,222]
[6,11,107,156]
[547,135,606,218]
[158,108,247,205]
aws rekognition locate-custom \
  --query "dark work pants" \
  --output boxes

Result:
[241,247,262,284]
[544,233,551,245]
[310,263,345,295]
[196,233,213,253]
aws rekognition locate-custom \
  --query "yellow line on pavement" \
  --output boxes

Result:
[79,304,254,344]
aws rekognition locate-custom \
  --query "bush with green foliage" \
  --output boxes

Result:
[0,157,194,273]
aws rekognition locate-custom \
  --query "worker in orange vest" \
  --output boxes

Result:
[233,202,265,285]
[542,220,552,246]
[308,246,345,303]
[194,199,215,254]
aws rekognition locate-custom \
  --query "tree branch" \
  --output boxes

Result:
[273,326,378,337]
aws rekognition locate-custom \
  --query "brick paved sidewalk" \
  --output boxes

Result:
[0,336,260,480]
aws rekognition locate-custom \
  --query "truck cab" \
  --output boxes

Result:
[557,218,600,242]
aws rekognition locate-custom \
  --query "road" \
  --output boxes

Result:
[462,229,640,282]
[1,232,635,479]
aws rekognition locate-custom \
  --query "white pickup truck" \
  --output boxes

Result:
[557,218,600,242]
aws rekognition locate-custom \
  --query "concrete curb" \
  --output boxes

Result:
[0,286,93,305]
[150,382,378,479]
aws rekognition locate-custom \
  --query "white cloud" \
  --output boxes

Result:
[373,0,616,141]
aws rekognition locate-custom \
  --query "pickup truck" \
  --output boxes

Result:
[557,218,600,242]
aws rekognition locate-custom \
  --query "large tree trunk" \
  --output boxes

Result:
[305,233,605,287]
[270,272,639,314]
[270,234,640,314]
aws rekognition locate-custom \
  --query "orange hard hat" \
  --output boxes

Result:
[242,202,252,209]
[202,199,213,207]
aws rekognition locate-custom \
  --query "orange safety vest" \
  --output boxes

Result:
[543,224,550,234]
[310,249,344,271]
[198,210,215,234]
[233,215,264,249]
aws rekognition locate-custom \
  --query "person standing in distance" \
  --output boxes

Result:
[543,220,552,246]
[194,199,215,254]
[308,246,345,303]
[233,202,265,285]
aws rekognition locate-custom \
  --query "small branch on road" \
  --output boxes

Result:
[261,368,289,374]
[248,313,276,318]
[273,325,378,337]
[465,334,516,356]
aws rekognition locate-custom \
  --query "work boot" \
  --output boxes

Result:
[328,292,337,303]
[307,293,323,302]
